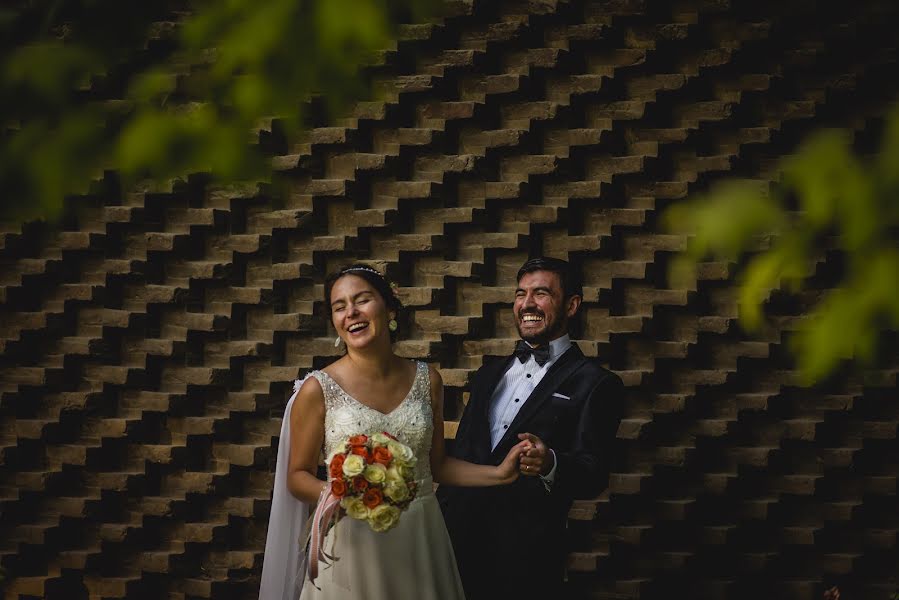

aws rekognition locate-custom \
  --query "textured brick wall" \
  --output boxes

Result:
[1,0,898,598]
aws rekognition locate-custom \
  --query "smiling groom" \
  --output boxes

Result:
[437,257,624,599]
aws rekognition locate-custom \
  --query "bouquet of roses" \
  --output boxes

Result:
[327,432,418,532]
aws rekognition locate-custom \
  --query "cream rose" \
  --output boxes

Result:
[342,454,366,477]
[369,432,391,447]
[341,496,370,520]
[363,463,387,484]
[385,465,404,484]
[384,481,410,503]
[387,440,416,467]
[368,504,401,532]
[326,442,348,464]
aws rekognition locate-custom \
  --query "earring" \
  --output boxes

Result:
[334,336,343,347]
[388,319,398,332]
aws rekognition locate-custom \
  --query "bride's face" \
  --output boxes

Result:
[330,275,394,351]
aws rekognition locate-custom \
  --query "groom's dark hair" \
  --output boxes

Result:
[517,257,583,299]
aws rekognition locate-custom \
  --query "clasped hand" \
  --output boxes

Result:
[497,433,553,483]
[517,432,552,477]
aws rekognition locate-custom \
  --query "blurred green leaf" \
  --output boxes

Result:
[665,179,785,263]
[782,131,849,228]
[232,73,267,115]
[5,41,98,103]
[668,102,899,384]
[127,68,178,104]
[737,241,807,331]
[792,287,861,385]
[1,0,438,223]
[791,250,898,384]
[785,130,879,252]
[316,0,390,58]
[205,0,296,80]
[878,108,899,193]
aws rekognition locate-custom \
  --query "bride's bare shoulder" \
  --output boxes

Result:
[290,375,325,423]
[296,374,324,397]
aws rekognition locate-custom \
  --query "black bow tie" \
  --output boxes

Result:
[514,340,550,366]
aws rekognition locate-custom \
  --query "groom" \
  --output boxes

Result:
[438,257,624,599]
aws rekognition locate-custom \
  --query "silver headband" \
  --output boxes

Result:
[341,266,385,279]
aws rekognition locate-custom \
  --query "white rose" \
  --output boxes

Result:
[363,463,387,484]
[326,442,348,464]
[384,481,410,503]
[385,465,404,484]
[370,432,391,447]
[387,440,416,467]
[342,454,366,478]
[341,497,370,520]
[368,504,401,532]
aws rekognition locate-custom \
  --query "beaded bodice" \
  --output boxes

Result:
[309,361,433,481]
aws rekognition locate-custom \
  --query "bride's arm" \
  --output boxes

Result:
[428,365,530,487]
[287,377,331,503]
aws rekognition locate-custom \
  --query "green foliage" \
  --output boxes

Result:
[1,0,436,223]
[666,105,899,385]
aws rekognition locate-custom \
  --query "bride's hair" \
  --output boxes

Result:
[324,264,403,341]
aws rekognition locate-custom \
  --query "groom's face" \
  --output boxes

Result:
[513,270,579,345]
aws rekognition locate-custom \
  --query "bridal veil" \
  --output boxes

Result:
[259,377,310,600]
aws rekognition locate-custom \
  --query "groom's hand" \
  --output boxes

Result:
[517,433,553,476]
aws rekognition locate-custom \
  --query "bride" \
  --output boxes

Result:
[259,264,531,599]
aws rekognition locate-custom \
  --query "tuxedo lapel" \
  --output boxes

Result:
[465,355,514,461]
[490,345,586,460]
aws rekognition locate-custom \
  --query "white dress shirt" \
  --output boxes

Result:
[488,335,571,488]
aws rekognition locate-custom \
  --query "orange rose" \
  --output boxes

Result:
[351,446,372,463]
[329,454,346,479]
[331,479,347,498]
[372,446,393,466]
[362,487,383,509]
[352,476,368,492]
[348,434,368,447]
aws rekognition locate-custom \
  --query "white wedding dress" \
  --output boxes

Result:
[260,361,465,600]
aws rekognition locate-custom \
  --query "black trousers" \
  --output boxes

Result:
[449,519,564,600]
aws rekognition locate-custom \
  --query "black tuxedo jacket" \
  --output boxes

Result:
[437,343,624,598]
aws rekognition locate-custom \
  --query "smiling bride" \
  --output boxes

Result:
[259,264,532,600]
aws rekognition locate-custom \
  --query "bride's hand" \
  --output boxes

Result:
[497,440,532,484]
